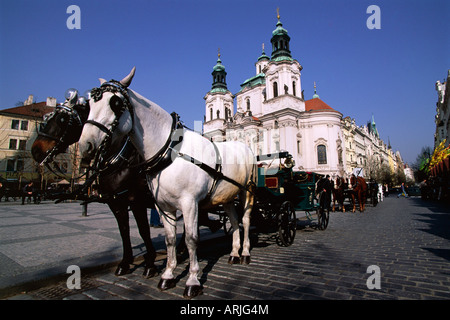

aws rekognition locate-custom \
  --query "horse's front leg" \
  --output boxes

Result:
[109,203,133,276]
[130,203,157,278]
[351,193,356,213]
[182,201,202,299]
[158,209,178,291]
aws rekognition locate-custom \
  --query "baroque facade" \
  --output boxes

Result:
[203,13,403,178]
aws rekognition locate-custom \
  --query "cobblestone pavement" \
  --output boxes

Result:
[3,195,450,302]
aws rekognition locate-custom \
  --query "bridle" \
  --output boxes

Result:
[84,79,184,176]
[84,80,136,172]
[37,104,84,167]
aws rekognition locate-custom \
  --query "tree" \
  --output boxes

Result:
[412,146,432,182]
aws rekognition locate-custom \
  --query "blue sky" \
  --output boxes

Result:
[0,0,448,164]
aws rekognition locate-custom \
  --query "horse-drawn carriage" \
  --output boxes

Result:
[31,68,331,298]
[332,173,380,213]
[243,152,329,246]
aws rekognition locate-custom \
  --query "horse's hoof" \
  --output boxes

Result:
[142,266,157,279]
[240,255,251,265]
[183,285,203,299]
[158,278,176,291]
[228,256,241,264]
[114,265,130,276]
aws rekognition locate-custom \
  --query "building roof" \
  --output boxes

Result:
[305,98,340,114]
[0,102,55,119]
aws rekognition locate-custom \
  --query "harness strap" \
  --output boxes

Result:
[85,119,112,136]
[176,151,253,194]
[139,112,182,174]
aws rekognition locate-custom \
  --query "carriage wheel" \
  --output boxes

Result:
[277,201,297,246]
[317,202,330,230]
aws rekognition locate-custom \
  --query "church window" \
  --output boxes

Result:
[217,110,220,119]
[297,140,301,154]
[273,82,278,97]
[246,99,250,111]
[210,108,213,121]
[317,144,327,164]
[292,81,296,96]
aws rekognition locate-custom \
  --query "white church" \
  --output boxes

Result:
[203,13,401,177]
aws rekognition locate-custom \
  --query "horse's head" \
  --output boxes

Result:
[31,90,89,164]
[79,67,136,163]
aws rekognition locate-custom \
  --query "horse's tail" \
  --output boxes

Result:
[246,162,258,195]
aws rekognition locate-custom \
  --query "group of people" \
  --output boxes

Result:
[0,181,41,204]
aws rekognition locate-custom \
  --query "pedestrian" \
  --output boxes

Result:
[318,174,333,209]
[397,182,408,198]
[150,208,163,228]
[22,181,34,204]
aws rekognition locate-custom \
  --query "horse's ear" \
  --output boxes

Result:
[120,67,136,88]
[99,78,107,85]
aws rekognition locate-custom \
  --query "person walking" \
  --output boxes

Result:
[397,182,408,198]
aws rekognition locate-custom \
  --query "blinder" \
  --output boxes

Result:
[109,95,124,116]
[37,96,88,173]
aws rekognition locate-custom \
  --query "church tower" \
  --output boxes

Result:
[263,9,304,112]
[255,43,270,75]
[203,50,234,140]
[270,8,292,61]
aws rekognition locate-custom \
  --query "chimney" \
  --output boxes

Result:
[24,94,34,106]
[46,97,57,107]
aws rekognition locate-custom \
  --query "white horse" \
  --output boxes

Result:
[78,67,256,298]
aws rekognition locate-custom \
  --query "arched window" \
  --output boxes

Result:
[210,108,213,121]
[246,99,250,111]
[273,82,278,98]
[317,144,327,164]
[292,81,296,96]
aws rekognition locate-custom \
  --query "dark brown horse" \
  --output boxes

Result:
[349,175,368,212]
[332,175,347,212]
[31,97,157,278]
